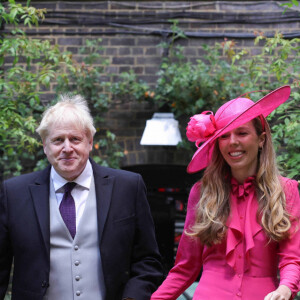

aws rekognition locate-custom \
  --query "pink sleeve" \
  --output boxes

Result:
[151,182,204,300]
[278,178,300,299]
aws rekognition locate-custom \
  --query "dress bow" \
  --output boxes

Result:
[231,177,255,199]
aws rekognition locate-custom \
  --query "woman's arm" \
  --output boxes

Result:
[267,179,300,300]
[151,182,204,300]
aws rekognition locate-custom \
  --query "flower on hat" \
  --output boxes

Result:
[186,111,217,147]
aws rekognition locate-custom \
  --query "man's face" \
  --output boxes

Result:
[43,122,93,181]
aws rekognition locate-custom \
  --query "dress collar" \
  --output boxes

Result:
[231,176,256,200]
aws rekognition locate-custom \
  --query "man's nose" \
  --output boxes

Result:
[62,139,72,152]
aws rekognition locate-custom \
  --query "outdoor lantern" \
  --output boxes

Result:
[140,113,182,146]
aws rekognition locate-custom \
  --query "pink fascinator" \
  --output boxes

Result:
[186,85,291,173]
[186,111,217,147]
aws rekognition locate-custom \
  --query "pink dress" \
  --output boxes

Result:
[151,177,300,300]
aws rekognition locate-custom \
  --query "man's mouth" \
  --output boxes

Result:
[59,157,75,161]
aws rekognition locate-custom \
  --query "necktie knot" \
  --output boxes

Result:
[64,182,76,193]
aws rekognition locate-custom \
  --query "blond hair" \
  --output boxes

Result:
[187,117,291,246]
[36,94,96,141]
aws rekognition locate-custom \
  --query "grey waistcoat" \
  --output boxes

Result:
[44,178,105,300]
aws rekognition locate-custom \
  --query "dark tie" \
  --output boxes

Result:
[60,182,76,239]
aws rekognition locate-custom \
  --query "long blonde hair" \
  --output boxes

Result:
[187,117,291,246]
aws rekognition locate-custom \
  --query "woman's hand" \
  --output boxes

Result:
[264,285,291,300]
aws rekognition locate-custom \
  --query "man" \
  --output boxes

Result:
[0,95,163,300]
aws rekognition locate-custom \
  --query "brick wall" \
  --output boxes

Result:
[9,1,300,167]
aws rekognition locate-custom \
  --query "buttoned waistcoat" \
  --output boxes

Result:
[43,177,105,300]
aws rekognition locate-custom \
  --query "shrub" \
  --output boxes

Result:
[109,28,300,180]
[0,0,123,179]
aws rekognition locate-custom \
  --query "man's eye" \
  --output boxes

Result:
[54,138,63,142]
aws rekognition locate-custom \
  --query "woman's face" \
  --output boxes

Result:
[218,120,265,183]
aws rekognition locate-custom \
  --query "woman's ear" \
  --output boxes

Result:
[259,132,266,149]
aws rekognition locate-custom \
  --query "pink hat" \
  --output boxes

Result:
[186,85,291,173]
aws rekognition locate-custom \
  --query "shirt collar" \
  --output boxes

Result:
[51,160,93,192]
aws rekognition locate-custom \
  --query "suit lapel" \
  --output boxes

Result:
[29,166,51,257]
[91,160,115,243]
[28,161,114,253]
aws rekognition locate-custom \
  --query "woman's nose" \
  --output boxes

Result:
[229,134,238,145]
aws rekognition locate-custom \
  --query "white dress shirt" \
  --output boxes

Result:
[50,160,93,227]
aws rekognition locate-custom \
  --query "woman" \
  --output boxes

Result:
[151,85,300,300]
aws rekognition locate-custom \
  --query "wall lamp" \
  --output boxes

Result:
[140,113,182,146]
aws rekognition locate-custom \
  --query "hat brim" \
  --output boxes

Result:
[187,85,291,174]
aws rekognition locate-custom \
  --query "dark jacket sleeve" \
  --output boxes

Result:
[0,181,13,298]
[121,174,164,300]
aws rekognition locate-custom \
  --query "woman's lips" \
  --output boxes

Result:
[229,151,244,157]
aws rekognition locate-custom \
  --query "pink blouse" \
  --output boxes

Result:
[151,177,300,300]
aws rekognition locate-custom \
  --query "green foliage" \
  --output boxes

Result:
[0,0,46,28]
[92,130,124,169]
[271,96,300,179]
[154,39,254,117]
[1,1,299,181]
[110,26,300,179]
[108,70,150,101]
[249,33,300,179]
[56,38,110,116]
[280,0,299,13]
[0,0,49,178]
[55,38,124,168]
[280,0,299,9]
[0,1,123,179]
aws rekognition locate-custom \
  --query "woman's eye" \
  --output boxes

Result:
[239,132,247,136]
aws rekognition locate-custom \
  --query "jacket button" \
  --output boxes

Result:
[41,280,48,288]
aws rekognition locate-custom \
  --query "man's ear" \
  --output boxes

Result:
[43,140,47,155]
[88,136,93,152]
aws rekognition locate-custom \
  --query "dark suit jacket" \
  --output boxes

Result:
[0,159,163,300]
